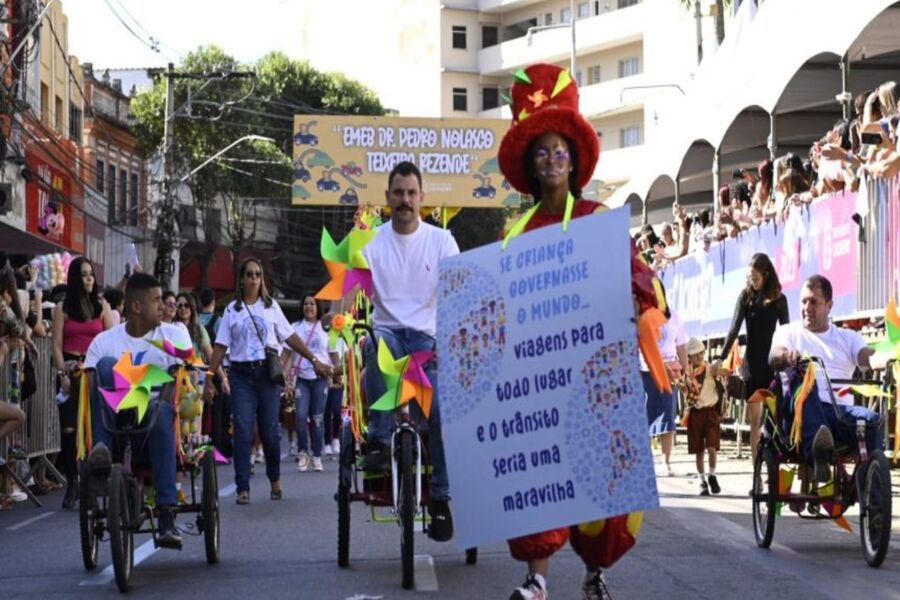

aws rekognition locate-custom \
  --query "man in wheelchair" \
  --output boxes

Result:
[768,275,882,483]
[84,273,193,549]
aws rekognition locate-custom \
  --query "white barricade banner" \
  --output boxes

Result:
[437,207,659,549]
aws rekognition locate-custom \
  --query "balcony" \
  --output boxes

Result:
[477,2,646,76]
[476,0,545,14]
[579,72,648,118]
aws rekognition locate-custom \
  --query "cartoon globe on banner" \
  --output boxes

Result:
[437,262,506,425]
[565,341,654,506]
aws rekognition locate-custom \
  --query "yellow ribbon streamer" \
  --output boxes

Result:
[501,192,575,250]
[75,370,92,461]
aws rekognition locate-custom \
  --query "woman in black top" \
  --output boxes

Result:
[717,253,789,463]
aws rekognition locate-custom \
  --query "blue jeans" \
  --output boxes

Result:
[295,376,328,457]
[92,357,178,507]
[229,366,281,493]
[364,327,449,501]
[324,386,343,442]
[801,395,883,465]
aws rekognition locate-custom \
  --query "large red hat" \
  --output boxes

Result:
[498,63,600,195]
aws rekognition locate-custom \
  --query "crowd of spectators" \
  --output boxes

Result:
[637,80,900,270]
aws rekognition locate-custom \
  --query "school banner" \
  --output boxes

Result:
[291,115,523,208]
[437,208,658,549]
[659,191,860,339]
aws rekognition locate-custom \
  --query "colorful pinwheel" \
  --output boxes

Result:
[147,338,204,366]
[99,351,174,422]
[316,226,377,300]
[871,298,900,356]
[369,339,435,418]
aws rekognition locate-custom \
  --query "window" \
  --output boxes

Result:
[119,169,128,225]
[578,2,591,18]
[108,165,116,222]
[482,25,498,48]
[588,65,601,85]
[482,87,500,111]
[69,103,82,141]
[40,83,49,124]
[620,125,642,148]
[561,7,572,23]
[452,26,467,49]
[618,0,639,7]
[130,173,139,226]
[543,12,553,25]
[96,159,105,193]
[452,87,467,112]
[618,56,640,77]
[55,96,64,133]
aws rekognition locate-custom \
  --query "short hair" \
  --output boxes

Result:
[103,288,124,310]
[125,273,161,306]
[388,161,422,190]
[804,275,833,302]
[198,287,216,308]
[162,289,176,302]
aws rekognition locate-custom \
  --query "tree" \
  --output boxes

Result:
[130,46,385,293]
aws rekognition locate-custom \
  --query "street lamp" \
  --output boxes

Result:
[179,134,276,183]
[526,0,577,77]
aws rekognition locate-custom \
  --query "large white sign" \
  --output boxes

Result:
[437,208,659,549]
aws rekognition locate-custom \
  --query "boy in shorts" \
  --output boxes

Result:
[681,337,722,496]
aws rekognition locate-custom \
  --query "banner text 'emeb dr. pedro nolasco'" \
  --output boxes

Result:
[291,115,523,208]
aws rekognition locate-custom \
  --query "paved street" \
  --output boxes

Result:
[4,434,900,599]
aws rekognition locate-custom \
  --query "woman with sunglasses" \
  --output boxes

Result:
[162,290,178,324]
[203,258,330,504]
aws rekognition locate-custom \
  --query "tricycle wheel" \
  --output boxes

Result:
[861,449,891,567]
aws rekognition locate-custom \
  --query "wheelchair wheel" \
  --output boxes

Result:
[398,431,415,590]
[465,547,478,565]
[201,450,221,564]
[861,449,892,567]
[79,461,101,571]
[108,465,134,592]
[752,444,777,549]
[337,426,355,568]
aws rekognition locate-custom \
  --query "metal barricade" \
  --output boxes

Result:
[1,335,64,507]
[857,175,900,312]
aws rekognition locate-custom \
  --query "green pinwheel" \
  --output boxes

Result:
[315,226,376,300]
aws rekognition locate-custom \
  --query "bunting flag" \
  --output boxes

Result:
[369,339,435,418]
[75,370,92,461]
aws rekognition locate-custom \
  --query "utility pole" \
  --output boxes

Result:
[694,0,703,65]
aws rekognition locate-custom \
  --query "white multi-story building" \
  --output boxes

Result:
[435,0,725,201]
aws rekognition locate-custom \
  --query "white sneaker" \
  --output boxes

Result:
[297,451,310,472]
[313,457,324,472]
[323,444,333,456]
[10,487,28,503]
[510,573,549,600]
[254,448,265,464]
[331,438,341,455]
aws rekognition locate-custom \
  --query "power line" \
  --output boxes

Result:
[44,12,89,116]
[101,0,175,61]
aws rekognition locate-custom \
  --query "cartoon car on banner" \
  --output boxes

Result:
[339,188,360,205]
[293,165,311,182]
[472,184,497,199]
[294,132,319,146]
[341,162,363,177]
[317,177,341,192]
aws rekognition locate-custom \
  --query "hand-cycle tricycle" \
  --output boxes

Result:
[752,356,894,567]
[78,356,220,592]
[335,322,476,589]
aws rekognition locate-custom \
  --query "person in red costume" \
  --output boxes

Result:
[497,63,670,600]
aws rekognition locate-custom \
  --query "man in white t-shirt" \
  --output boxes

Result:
[769,275,881,482]
[361,161,459,542]
[84,273,192,549]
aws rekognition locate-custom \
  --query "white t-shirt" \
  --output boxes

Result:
[214,298,294,363]
[640,310,686,372]
[362,220,459,337]
[85,323,193,399]
[770,322,868,406]
[286,320,330,380]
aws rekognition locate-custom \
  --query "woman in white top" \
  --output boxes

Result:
[203,258,329,505]
[283,294,338,472]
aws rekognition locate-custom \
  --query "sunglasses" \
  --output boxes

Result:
[176,302,190,309]
[244,270,262,278]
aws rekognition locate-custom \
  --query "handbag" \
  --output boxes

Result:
[247,303,285,387]
[726,370,748,401]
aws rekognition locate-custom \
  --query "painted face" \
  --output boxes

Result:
[385,173,423,229]
[531,132,571,191]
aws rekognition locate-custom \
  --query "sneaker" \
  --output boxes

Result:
[510,573,548,600]
[812,425,834,484]
[581,569,612,600]
[331,438,341,455]
[297,451,310,472]
[254,448,265,464]
[699,480,710,496]
[156,507,183,549]
[313,457,324,472]
[10,487,28,503]
[323,444,333,457]
[360,440,391,472]
[428,499,454,542]
[707,474,721,495]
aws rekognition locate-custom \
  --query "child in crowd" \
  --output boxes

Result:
[680,337,723,496]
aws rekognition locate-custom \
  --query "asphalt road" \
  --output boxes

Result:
[3,436,900,599]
